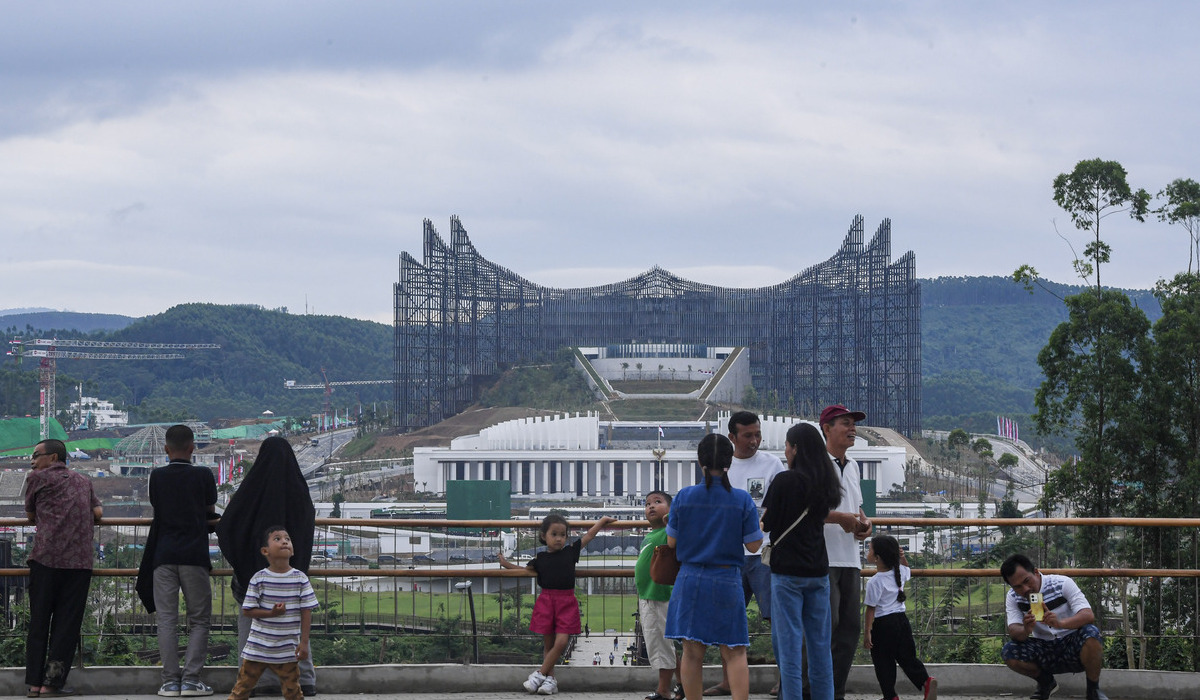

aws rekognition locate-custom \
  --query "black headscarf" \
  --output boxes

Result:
[216,436,315,600]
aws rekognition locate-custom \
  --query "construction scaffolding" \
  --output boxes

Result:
[394,216,921,435]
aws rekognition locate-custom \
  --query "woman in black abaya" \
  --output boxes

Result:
[216,436,317,695]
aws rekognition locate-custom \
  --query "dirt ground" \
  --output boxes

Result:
[362,406,564,459]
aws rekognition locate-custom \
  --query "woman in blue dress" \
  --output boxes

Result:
[665,434,764,700]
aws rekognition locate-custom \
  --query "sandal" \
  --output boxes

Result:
[671,683,685,700]
[28,689,40,698]
[702,687,732,697]
[645,693,669,700]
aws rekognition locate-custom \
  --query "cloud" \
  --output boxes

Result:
[0,2,1197,321]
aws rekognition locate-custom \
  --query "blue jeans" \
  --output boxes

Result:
[771,573,832,700]
[743,554,773,619]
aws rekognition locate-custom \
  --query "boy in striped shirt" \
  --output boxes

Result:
[228,527,319,700]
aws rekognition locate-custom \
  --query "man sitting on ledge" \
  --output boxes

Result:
[1000,554,1107,700]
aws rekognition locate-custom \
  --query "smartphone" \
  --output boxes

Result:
[1029,592,1044,622]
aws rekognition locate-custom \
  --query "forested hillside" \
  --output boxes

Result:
[0,278,1167,429]
[920,276,1161,430]
[1,311,135,335]
[1,304,392,423]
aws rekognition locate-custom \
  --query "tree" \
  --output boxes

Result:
[997,452,1019,470]
[331,492,344,518]
[1051,158,1150,293]
[1035,288,1150,618]
[1141,272,1200,668]
[946,429,970,451]
[970,437,993,458]
[1154,178,1200,275]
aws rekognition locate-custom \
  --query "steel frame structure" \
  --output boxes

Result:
[395,216,920,434]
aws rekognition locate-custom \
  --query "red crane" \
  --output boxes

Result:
[8,338,221,440]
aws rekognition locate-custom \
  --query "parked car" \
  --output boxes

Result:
[345,554,369,565]
[412,554,436,564]
[448,553,471,563]
[377,554,398,564]
[310,552,331,564]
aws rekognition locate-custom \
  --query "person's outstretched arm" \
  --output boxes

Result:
[581,516,617,546]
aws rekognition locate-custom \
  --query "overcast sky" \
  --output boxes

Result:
[2,2,1195,323]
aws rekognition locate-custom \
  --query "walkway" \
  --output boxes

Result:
[1,663,1191,699]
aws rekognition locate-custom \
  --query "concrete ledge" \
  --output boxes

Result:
[1,664,1196,698]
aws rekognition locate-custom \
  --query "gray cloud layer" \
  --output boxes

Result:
[2,2,1196,322]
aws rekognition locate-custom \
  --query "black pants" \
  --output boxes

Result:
[26,561,92,688]
[869,612,929,699]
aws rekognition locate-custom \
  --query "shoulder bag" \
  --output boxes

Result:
[759,506,809,566]
[650,544,681,585]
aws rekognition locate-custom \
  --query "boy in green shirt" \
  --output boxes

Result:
[636,490,681,700]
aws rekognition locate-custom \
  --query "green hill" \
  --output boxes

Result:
[0,278,1166,429]
[2,304,392,423]
[920,276,1161,427]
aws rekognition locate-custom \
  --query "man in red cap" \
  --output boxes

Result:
[816,404,872,700]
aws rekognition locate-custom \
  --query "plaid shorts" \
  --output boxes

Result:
[1001,624,1101,674]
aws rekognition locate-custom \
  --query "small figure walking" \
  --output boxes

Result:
[613,636,620,651]
[864,536,937,700]
[609,652,615,665]
[584,623,590,638]
[501,513,616,695]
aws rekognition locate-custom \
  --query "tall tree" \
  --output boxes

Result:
[1035,289,1150,618]
[1051,158,1150,293]
[1142,273,1200,668]
[1154,178,1200,275]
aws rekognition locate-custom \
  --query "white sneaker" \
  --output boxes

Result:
[180,681,213,697]
[523,671,547,694]
[536,676,558,695]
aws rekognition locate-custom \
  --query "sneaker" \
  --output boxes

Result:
[180,681,213,697]
[157,682,181,698]
[1086,689,1108,700]
[523,671,547,694]
[537,676,559,695]
[924,676,938,700]
[1031,678,1058,700]
[300,685,317,697]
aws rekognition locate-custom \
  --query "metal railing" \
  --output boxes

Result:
[2,516,1199,672]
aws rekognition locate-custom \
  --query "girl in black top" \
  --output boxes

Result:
[500,512,615,695]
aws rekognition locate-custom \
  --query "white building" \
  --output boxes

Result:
[412,411,907,500]
[69,395,129,429]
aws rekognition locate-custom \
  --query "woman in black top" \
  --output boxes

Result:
[761,423,857,700]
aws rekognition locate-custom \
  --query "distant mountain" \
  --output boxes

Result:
[0,307,55,316]
[1,311,137,334]
[1,304,392,423]
[0,279,1166,431]
[919,275,1161,429]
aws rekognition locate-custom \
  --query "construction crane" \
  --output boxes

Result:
[284,369,392,427]
[8,338,221,440]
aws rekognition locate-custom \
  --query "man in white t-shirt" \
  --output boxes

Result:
[812,404,872,700]
[1001,554,1107,700]
[703,411,785,697]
